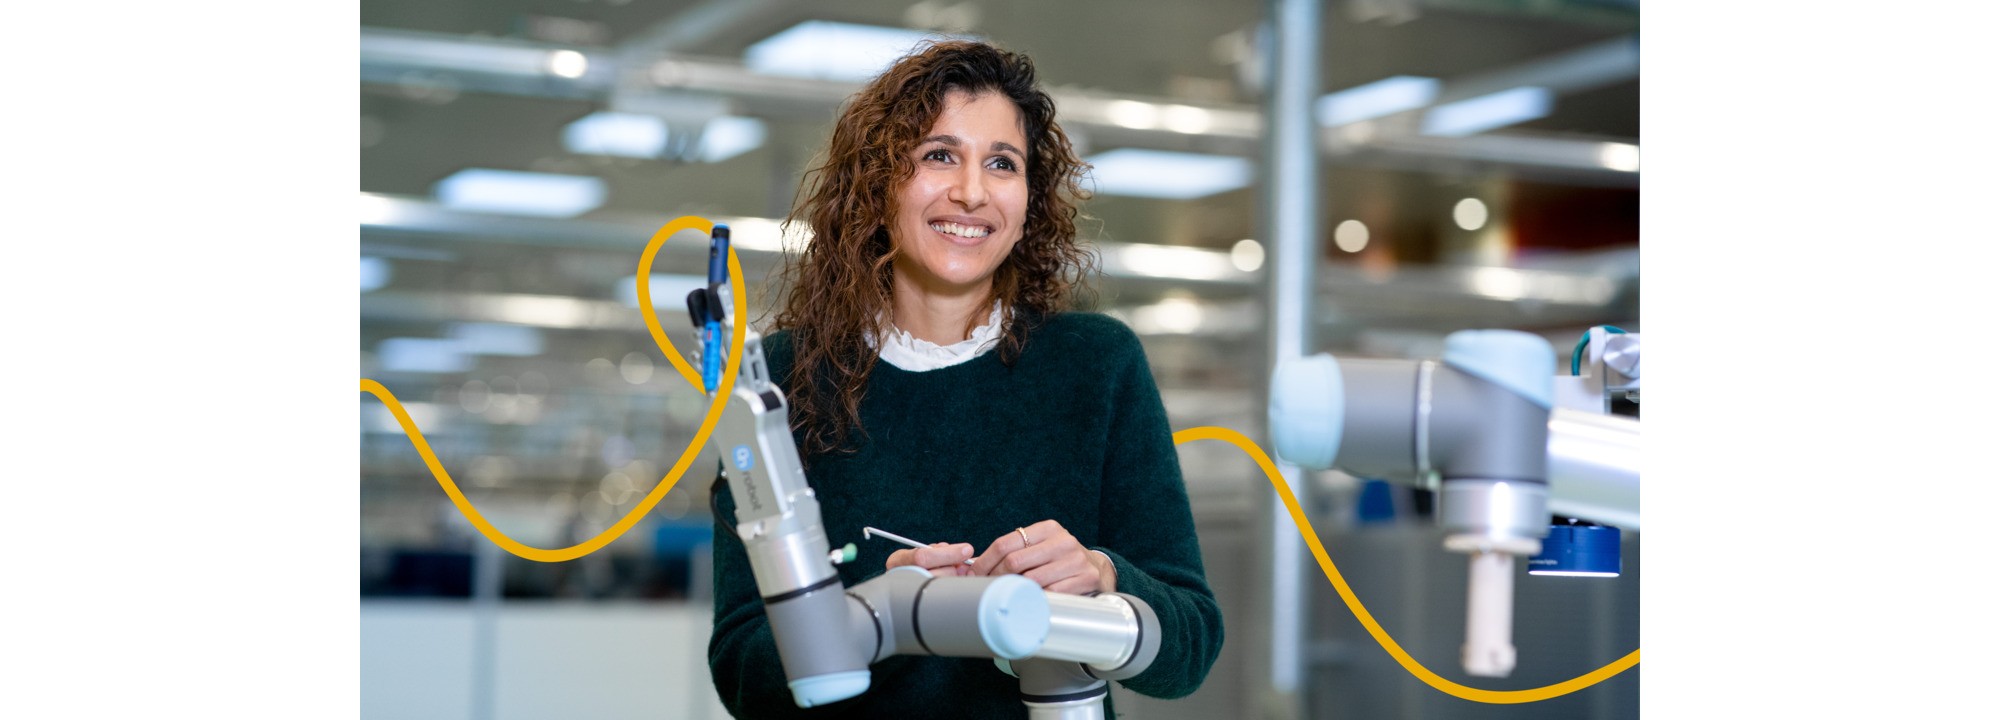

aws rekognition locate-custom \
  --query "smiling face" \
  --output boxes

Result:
[888,89,1030,300]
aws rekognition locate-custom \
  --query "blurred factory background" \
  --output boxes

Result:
[359,1,1640,718]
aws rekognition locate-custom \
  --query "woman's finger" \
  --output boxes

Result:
[916,542,974,570]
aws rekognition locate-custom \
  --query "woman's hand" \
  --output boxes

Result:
[885,542,976,576]
[969,519,1116,595]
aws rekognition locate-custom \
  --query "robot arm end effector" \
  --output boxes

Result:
[1270,330,1557,678]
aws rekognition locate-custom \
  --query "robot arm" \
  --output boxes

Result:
[1269,329,1641,678]
[1549,326,1640,530]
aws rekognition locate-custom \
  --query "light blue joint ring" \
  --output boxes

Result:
[978,575,1052,660]
[789,670,871,707]
[1441,330,1556,409]
[1269,355,1344,470]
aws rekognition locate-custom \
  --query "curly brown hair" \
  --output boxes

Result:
[770,39,1097,458]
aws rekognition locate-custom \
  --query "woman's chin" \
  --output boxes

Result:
[900,269,997,296]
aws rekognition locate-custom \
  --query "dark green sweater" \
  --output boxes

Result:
[707,312,1224,718]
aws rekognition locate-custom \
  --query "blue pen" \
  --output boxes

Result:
[700,225,730,393]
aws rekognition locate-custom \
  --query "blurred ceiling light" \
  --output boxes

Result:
[447,322,544,356]
[1421,87,1553,137]
[546,49,589,79]
[563,113,767,163]
[1083,149,1252,200]
[710,216,794,252]
[359,192,401,226]
[1334,219,1370,252]
[1454,198,1489,231]
[460,379,492,413]
[697,116,768,163]
[620,351,655,384]
[434,168,606,218]
[1337,120,1377,144]
[1161,105,1214,134]
[1316,75,1439,126]
[491,294,598,328]
[366,401,441,434]
[1108,243,1238,281]
[377,338,473,374]
[1230,239,1265,272]
[617,273,709,309]
[599,471,636,506]
[1581,276,1618,305]
[563,112,668,158]
[360,257,393,292]
[1599,142,1640,172]
[745,20,974,82]
[1131,297,1205,335]
[1468,266,1528,300]
[1107,100,1160,130]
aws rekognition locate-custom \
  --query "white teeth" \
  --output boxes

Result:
[930,222,990,239]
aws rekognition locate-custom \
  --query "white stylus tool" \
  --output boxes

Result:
[862,526,976,565]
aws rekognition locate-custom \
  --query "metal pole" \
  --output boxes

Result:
[471,538,503,720]
[1257,0,1321,717]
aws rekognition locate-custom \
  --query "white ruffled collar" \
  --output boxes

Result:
[870,300,1005,372]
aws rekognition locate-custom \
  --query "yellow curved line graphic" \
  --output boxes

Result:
[1173,425,1641,703]
[359,215,744,563]
[358,215,1638,702]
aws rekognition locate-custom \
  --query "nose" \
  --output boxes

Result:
[946,162,988,210]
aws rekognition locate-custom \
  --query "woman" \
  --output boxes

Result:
[708,40,1223,718]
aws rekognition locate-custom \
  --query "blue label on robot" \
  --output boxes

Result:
[733,445,754,471]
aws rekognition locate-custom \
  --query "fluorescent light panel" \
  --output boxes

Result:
[698,116,767,163]
[360,257,392,292]
[1421,86,1553,137]
[1110,244,1237,281]
[1599,142,1640,172]
[1129,298,1206,335]
[745,20,974,82]
[434,168,606,218]
[1317,76,1438,126]
[617,274,709,310]
[447,322,544,356]
[1083,149,1252,200]
[377,338,472,374]
[563,113,767,163]
[563,112,668,158]
[359,192,404,226]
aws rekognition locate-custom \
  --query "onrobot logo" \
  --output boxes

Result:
[734,445,754,471]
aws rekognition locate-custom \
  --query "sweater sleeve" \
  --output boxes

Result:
[1088,321,1225,699]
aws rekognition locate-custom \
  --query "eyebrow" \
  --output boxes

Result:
[921,135,1026,160]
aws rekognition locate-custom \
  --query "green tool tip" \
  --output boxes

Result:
[841,543,858,562]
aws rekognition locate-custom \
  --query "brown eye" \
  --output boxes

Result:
[924,149,952,162]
